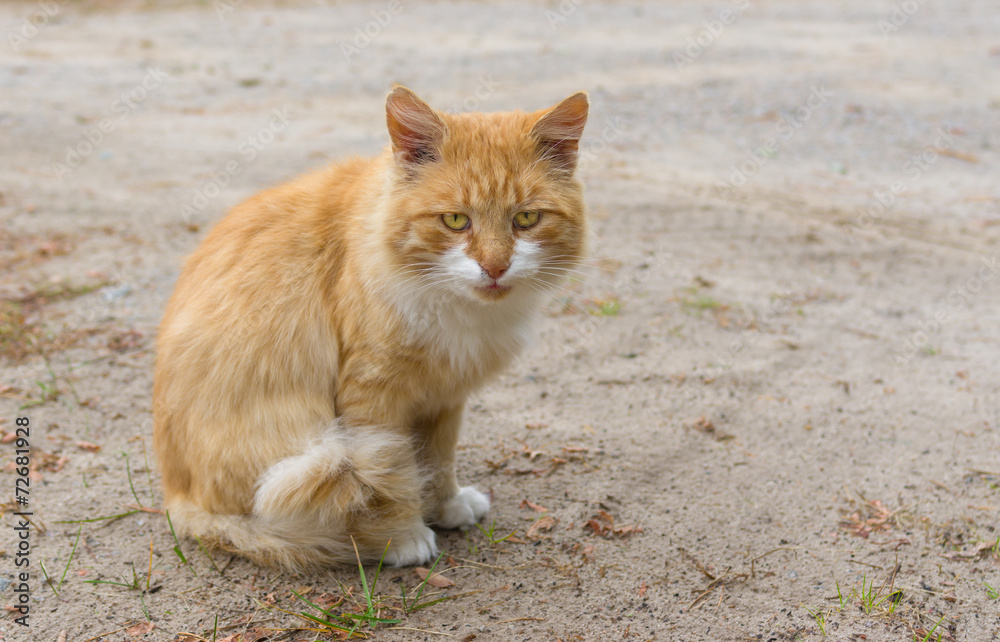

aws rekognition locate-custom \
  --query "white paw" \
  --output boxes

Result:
[384,523,438,567]
[435,486,490,529]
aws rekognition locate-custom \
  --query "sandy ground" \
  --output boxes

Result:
[2,0,1000,640]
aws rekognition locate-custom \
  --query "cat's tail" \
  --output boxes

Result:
[166,430,433,569]
[165,499,356,570]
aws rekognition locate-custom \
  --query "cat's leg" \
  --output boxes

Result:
[421,404,490,529]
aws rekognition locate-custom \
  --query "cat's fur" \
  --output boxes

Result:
[153,86,589,569]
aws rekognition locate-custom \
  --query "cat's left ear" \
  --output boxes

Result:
[386,86,446,168]
[531,91,589,173]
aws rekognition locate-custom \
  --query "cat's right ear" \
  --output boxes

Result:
[386,86,446,168]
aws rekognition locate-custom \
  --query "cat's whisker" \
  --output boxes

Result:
[520,281,553,301]
[533,276,617,297]
[521,276,595,301]
[535,264,629,289]
[537,265,621,285]
[546,253,654,266]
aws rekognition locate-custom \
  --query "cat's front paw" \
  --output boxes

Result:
[384,523,438,567]
[435,486,490,529]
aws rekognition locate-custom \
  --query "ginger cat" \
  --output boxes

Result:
[153,86,589,568]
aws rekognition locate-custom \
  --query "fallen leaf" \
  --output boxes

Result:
[520,499,549,512]
[688,416,735,441]
[613,524,643,538]
[415,567,455,588]
[126,621,154,637]
[521,446,546,460]
[584,519,608,537]
[242,629,272,642]
[107,329,144,352]
[313,592,343,609]
[0,432,15,444]
[939,148,979,163]
[940,541,997,561]
[580,544,595,563]
[525,422,548,429]
[594,509,615,524]
[527,516,558,539]
[77,441,101,452]
[583,510,642,539]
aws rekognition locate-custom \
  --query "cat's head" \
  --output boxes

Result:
[379,86,589,305]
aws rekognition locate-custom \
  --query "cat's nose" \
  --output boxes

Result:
[480,262,509,280]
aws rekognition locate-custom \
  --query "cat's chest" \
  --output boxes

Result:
[336,313,527,425]
[334,285,541,426]
[399,299,531,379]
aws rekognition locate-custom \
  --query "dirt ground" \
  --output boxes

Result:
[2,0,999,640]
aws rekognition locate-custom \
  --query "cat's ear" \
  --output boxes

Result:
[386,86,446,168]
[531,91,589,173]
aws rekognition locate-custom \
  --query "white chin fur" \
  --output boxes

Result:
[385,240,549,372]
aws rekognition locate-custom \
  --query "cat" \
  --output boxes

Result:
[153,85,589,569]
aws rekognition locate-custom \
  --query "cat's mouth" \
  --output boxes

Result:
[474,281,513,300]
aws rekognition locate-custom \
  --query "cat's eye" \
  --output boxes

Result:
[442,213,470,231]
[513,211,541,229]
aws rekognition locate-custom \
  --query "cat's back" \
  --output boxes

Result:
[164,157,383,321]
[158,154,384,362]
[185,156,379,277]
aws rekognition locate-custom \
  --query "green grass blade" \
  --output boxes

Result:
[367,540,391,609]
[920,615,946,642]
[58,525,83,590]
[54,510,140,524]
[407,551,445,614]
[356,549,370,608]
[123,451,143,507]
[297,610,354,633]
[83,578,135,588]
[39,559,58,596]
[340,612,402,625]
[406,594,453,613]
[165,510,196,576]
[291,589,349,622]
[193,534,223,576]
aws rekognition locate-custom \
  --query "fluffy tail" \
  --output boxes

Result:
[166,430,429,570]
[165,499,359,569]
